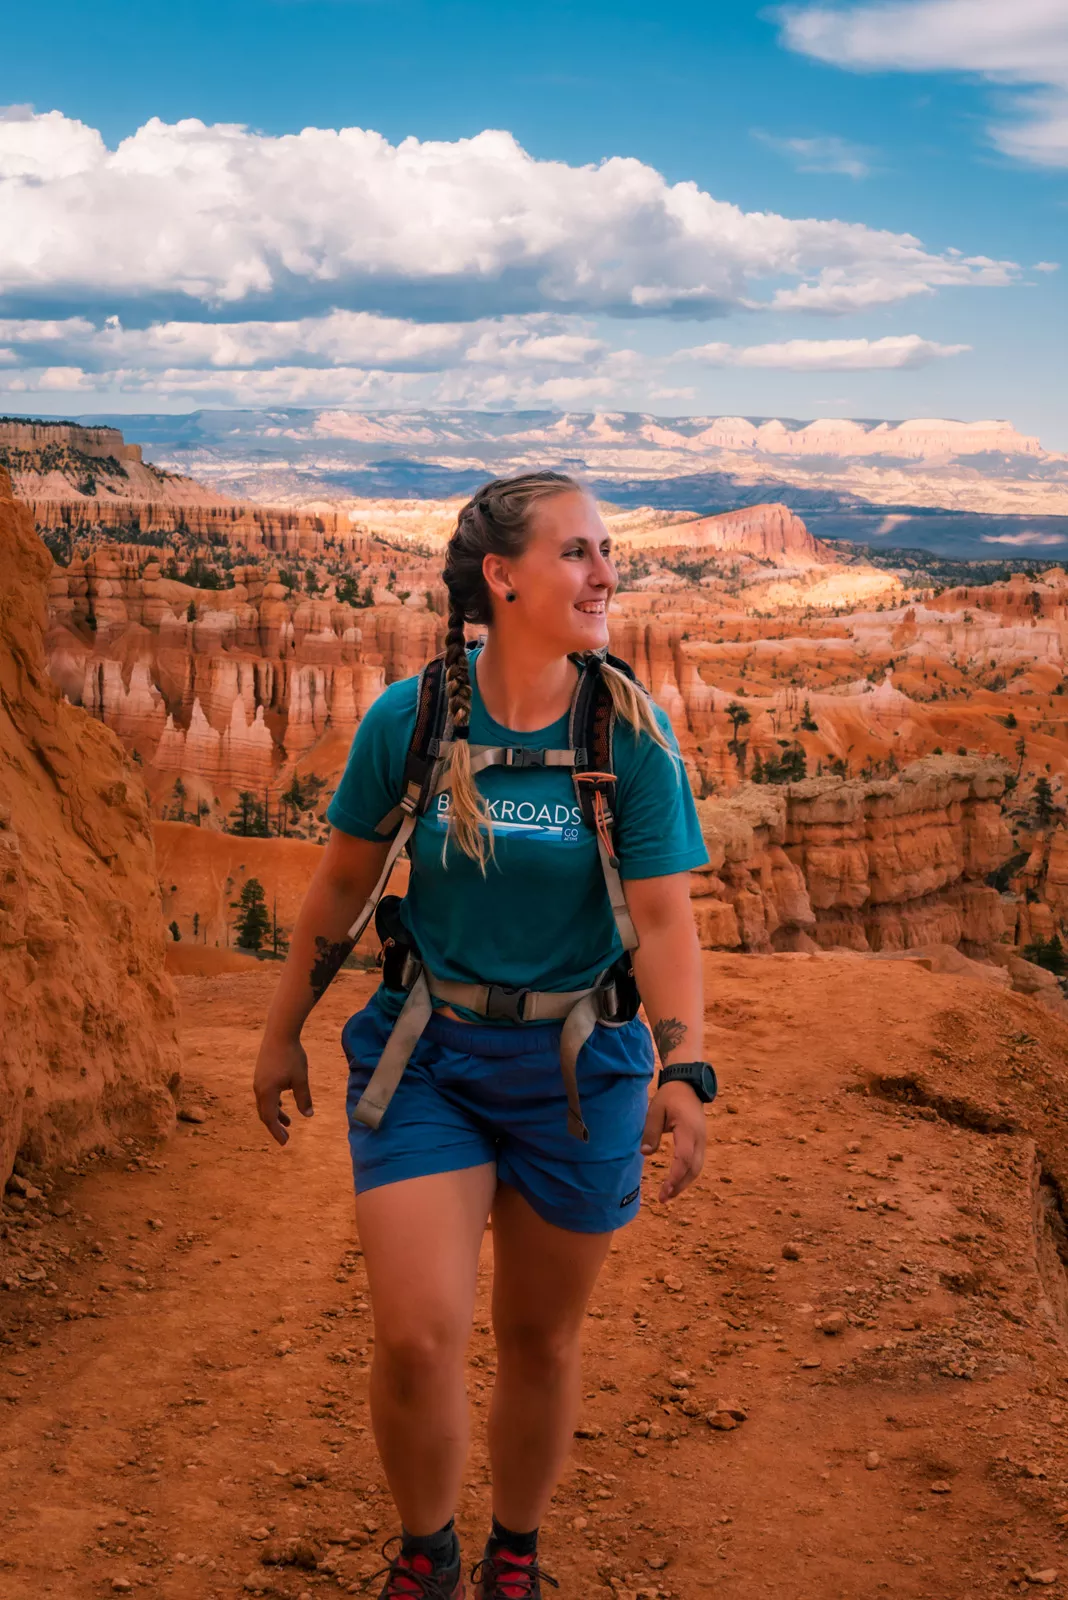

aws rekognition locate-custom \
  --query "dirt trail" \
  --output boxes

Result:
[3,953,1068,1600]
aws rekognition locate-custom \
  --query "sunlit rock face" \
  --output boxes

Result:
[0,469,180,1189]
[690,758,1014,958]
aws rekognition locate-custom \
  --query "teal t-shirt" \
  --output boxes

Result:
[326,649,709,1003]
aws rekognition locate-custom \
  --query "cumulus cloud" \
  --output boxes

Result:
[754,131,874,177]
[779,0,1068,167]
[678,334,968,369]
[0,111,1018,320]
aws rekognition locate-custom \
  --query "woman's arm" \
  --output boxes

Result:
[253,827,390,1146]
[624,871,707,1203]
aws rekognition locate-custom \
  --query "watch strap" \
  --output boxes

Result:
[657,1060,718,1103]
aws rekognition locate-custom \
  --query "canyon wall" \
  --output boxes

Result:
[0,469,180,1189]
[617,502,825,565]
[690,757,1015,957]
[29,498,370,554]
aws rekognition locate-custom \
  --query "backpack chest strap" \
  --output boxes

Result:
[437,741,581,773]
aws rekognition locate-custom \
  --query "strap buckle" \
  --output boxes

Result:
[596,981,620,1021]
[504,747,547,768]
[484,984,532,1023]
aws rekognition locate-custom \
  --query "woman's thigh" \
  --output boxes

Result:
[490,1181,613,1349]
[356,1164,498,1352]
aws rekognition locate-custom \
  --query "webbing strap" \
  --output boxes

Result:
[350,965,610,1139]
[351,970,433,1130]
[595,831,639,952]
[559,992,598,1142]
[344,809,418,946]
[427,743,579,798]
[426,973,598,1022]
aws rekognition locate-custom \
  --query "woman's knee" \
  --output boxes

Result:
[374,1315,467,1390]
[494,1313,582,1377]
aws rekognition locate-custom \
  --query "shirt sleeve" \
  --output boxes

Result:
[613,704,709,880]
[326,676,420,841]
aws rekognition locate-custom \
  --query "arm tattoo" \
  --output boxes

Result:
[653,1016,687,1063]
[309,935,356,1002]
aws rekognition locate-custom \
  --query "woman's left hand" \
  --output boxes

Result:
[640,1082,707,1202]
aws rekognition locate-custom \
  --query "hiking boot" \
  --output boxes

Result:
[368,1536,465,1599]
[471,1544,558,1599]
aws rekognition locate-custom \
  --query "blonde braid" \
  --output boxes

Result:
[443,585,495,870]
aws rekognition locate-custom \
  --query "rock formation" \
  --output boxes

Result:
[611,502,825,565]
[0,469,180,1189]
[690,757,1015,958]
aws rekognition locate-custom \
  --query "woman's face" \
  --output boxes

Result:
[486,490,617,654]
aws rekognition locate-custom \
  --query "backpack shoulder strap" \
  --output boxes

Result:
[374,653,449,834]
[344,655,450,948]
[569,650,640,952]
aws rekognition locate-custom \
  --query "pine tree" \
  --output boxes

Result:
[232,878,270,951]
[227,790,269,837]
[1034,776,1055,824]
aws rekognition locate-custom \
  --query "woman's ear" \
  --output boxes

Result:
[482,551,514,606]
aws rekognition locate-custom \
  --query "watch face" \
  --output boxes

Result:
[700,1064,718,1101]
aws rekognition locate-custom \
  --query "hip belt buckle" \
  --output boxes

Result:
[597,981,621,1021]
[484,984,531,1023]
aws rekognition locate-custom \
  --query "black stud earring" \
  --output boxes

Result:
[506,591,517,602]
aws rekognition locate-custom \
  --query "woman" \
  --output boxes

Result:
[253,472,713,1600]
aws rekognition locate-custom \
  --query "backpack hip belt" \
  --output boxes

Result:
[351,956,627,1142]
[343,648,644,1142]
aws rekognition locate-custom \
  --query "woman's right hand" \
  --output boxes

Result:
[254,1034,314,1147]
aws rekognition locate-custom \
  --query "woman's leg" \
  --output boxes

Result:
[487,1182,613,1532]
[356,1163,498,1533]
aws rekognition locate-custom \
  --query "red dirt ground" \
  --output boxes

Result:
[3,952,1068,1600]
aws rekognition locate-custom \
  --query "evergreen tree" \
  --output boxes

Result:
[270,894,290,960]
[186,600,197,623]
[227,790,269,837]
[232,878,270,951]
[168,920,181,942]
[1034,776,1055,824]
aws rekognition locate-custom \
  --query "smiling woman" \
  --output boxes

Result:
[252,470,712,1599]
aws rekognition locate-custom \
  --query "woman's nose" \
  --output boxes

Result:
[593,551,617,587]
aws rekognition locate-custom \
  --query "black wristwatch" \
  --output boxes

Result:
[658,1061,718,1104]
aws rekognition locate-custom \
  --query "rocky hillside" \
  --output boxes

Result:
[0,418,220,506]
[0,468,180,1190]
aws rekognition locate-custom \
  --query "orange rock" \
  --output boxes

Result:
[0,469,180,1189]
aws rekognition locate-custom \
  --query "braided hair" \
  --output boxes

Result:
[440,470,675,868]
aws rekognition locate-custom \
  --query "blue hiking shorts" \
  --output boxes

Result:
[342,990,656,1234]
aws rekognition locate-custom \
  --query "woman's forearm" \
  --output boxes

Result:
[262,832,389,1044]
[629,917,704,1066]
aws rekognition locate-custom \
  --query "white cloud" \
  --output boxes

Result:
[779,0,1068,167]
[0,110,1018,319]
[1034,260,1060,271]
[755,131,874,177]
[981,531,1067,546]
[678,334,969,369]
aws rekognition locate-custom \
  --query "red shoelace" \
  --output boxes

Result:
[472,1548,558,1599]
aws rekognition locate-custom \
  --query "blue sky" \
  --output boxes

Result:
[1,0,1065,443]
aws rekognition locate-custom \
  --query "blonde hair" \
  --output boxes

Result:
[441,472,673,869]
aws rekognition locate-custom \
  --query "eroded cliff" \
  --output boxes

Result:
[691,756,1015,959]
[0,470,180,1188]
